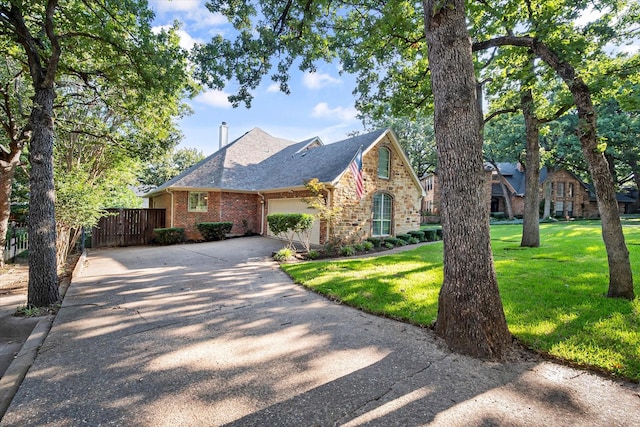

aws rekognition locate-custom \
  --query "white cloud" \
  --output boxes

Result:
[266,83,281,93]
[311,102,358,122]
[152,25,202,50]
[194,90,232,108]
[303,72,341,90]
[149,0,200,13]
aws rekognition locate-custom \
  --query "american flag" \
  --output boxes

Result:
[349,148,364,200]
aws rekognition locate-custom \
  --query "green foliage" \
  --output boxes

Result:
[138,147,205,191]
[273,247,295,262]
[408,237,420,244]
[305,250,320,260]
[339,246,356,257]
[384,237,406,247]
[408,230,425,241]
[196,222,233,241]
[366,237,382,247]
[283,221,640,381]
[153,228,185,245]
[396,234,412,242]
[353,242,365,252]
[266,213,314,250]
[362,240,374,251]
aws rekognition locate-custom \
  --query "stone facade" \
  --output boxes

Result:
[332,135,422,242]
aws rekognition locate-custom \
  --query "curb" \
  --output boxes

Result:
[0,250,87,420]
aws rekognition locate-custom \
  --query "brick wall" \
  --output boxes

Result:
[332,136,422,242]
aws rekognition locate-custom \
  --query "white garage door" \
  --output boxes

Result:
[267,198,320,245]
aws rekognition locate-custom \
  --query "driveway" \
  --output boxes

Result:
[1,236,639,426]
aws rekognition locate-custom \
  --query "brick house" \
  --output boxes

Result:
[145,127,425,243]
[421,163,635,220]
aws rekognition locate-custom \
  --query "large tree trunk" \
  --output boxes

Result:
[474,36,634,300]
[423,0,511,359]
[520,89,540,247]
[27,86,59,307]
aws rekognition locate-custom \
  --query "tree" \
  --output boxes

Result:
[138,147,205,192]
[423,0,511,358]
[0,0,193,306]
[194,0,512,358]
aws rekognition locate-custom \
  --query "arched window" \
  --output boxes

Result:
[378,147,390,179]
[372,193,393,236]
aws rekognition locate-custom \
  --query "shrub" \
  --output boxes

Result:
[384,237,406,247]
[423,229,437,241]
[267,213,314,251]
[362,241,374,251]
[305,250,320,260]
[384,242,395,249]
[273,247,295,261]
[435,228,443,240]
[353,242,365,252]
[153,228,185,245]
[196,222,233,241]
[366,237,382,247]
[408,230,425,241]
[408,237,420,244]
[340,245,356,256]
[396,233,412,242]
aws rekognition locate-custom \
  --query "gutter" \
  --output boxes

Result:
[258,192,265,235]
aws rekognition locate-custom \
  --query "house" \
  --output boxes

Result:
[421,163,636,220]
[145,126,425,244]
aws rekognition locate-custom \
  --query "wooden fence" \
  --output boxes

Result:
[91,209,166,248]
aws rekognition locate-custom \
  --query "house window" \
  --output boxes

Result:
[425,176,433,192]
[567,201,574,217]
[557,182,565,197]
[568,183,574,198]
[378,147,390,179]
[555,200,564,217]
[188,192,208,212]
[372,193,393,236]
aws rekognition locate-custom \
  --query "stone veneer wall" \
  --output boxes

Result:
[331,136,421,242]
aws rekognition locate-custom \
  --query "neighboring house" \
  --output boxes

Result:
[145,127,424,244]
[421,163,635,220]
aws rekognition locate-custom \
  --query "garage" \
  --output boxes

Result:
[267,198,320,245]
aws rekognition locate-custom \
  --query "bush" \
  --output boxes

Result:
[353,242,365,251]
[408,230,425,241]
[273,247,295,261]
[366,237,382,247]
[384,242,395,249]
[423,229,438,241]
[340,245,356,256]
[267,213,314,250]
[305,250,320,260]
[384,237,406,247]
[196,222,233,241]
[396,233,412,242]
[153,228,185,245]
[362,241,374,251]
[408,237,420,244]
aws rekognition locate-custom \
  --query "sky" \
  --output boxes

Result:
[148,0,364,156]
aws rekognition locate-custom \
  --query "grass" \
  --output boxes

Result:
[282,221,640,382]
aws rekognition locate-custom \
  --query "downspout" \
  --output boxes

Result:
[258,192,265,235]
[165,189,174,228]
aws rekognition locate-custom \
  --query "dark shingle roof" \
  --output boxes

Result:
[146,128,389,196]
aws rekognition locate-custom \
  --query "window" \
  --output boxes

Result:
[425,176,433,192]
[188,192,208,212]
[554,200,564,217]
[568,183,574,198]
[372,193,393,236]
[567,201,574,217]
[557,182,565,197]
[378,147,390,179]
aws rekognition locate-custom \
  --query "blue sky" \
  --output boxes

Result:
[149,0,364,156]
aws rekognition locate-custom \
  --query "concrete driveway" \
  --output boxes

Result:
[1,236,639,426]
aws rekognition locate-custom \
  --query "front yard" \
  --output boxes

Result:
[282,221,640,382]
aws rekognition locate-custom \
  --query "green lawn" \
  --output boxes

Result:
[281,221,640,382]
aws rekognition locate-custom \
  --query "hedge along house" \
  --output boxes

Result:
[145,126,425,245]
